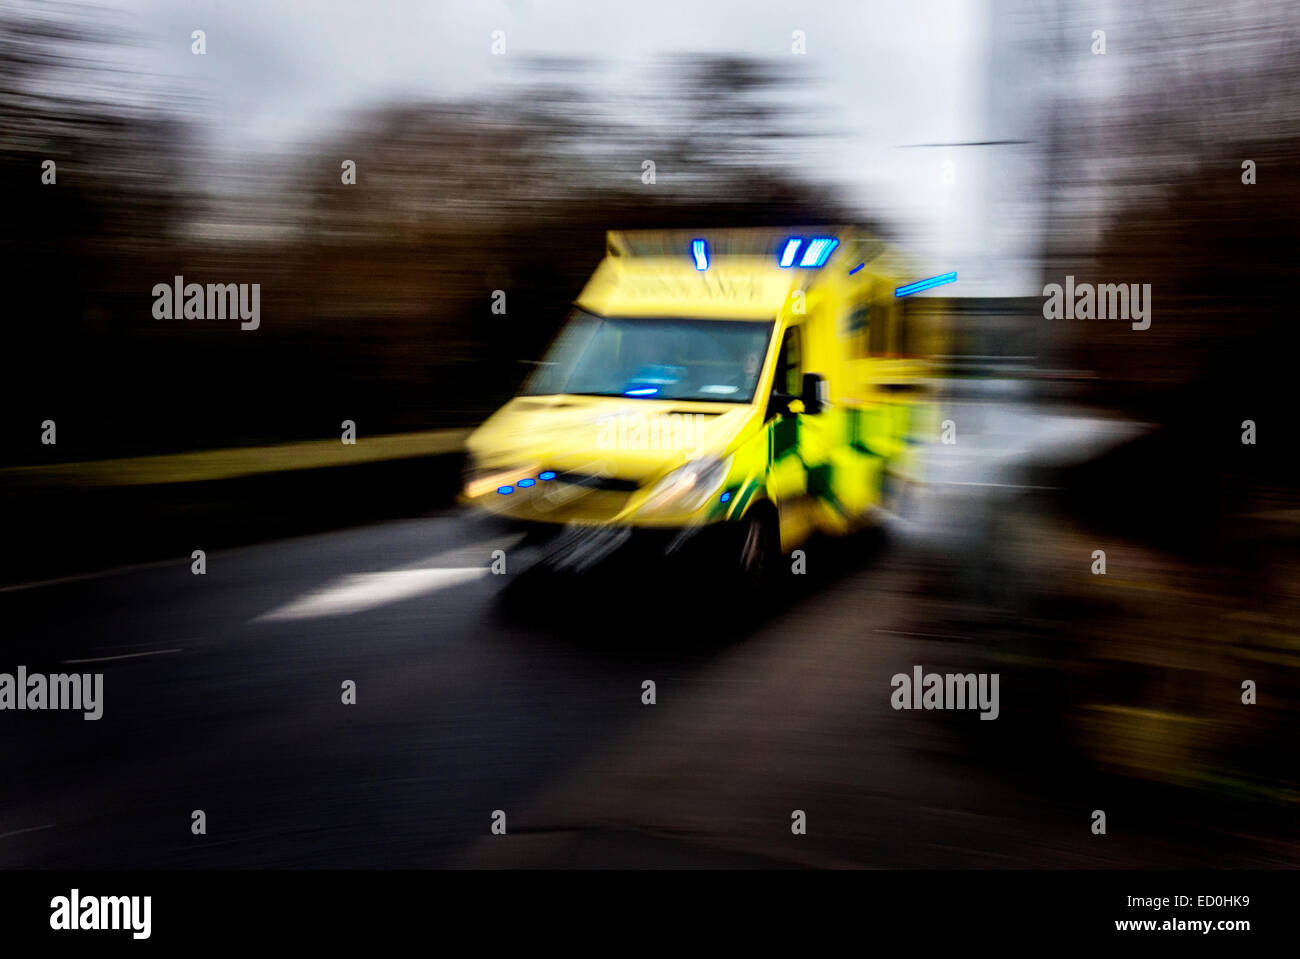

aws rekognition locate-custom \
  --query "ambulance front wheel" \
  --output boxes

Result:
[736,505,780,589]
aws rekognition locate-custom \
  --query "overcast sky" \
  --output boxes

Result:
[95,0,1046,293]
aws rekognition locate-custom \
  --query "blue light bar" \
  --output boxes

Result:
[800,237,839,268]
[895,272,957,297]
[517,478,535,488]
[624,387,659,396]
[691,239,708,271]
[720,491,732,503]
[497,486,514,495]
[778,238,802,268]
[539,471,556,481]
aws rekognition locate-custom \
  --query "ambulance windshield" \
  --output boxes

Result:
[523,309,774,403]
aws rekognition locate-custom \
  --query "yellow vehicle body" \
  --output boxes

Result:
[461,227,941,567]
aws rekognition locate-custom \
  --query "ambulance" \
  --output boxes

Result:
[460,227,943,585]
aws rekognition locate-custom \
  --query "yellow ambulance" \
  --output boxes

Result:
[461,227,943,584]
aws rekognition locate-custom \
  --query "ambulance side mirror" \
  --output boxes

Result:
[801,373,828,414]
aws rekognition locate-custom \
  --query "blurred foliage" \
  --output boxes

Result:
[1040,0,1300,550]
[2,4,193,463]
[0,5,851,465]
[1027,0,1300,804]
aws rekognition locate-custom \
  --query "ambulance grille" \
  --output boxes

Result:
[554,471,640,493]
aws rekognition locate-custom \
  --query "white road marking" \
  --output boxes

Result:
[0,824,55,842]
[0,558,180,594]
[62,648,183,665]
[255,567,489,622]
[405,532,524,570]
[0,527,518,595]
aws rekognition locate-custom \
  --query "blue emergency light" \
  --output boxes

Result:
[895,272,957,297]
[691,239,709,271]
[801,237,838,267]
[776,235,838,268]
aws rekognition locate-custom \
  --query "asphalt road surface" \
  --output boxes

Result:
[1,397,1289,868]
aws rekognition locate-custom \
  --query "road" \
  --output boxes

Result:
[1,396,1289,868]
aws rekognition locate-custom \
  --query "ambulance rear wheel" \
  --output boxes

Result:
[881,469,913,518]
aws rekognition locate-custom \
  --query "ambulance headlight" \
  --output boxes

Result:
[641,456,732,515]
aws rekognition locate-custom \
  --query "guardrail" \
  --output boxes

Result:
[0,430,472,588]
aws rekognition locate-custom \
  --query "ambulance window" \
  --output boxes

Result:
[869,301,889,354]
[775,326,802,395]
[846,303,871,359]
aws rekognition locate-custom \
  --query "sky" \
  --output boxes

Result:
[88,0,1046,293]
